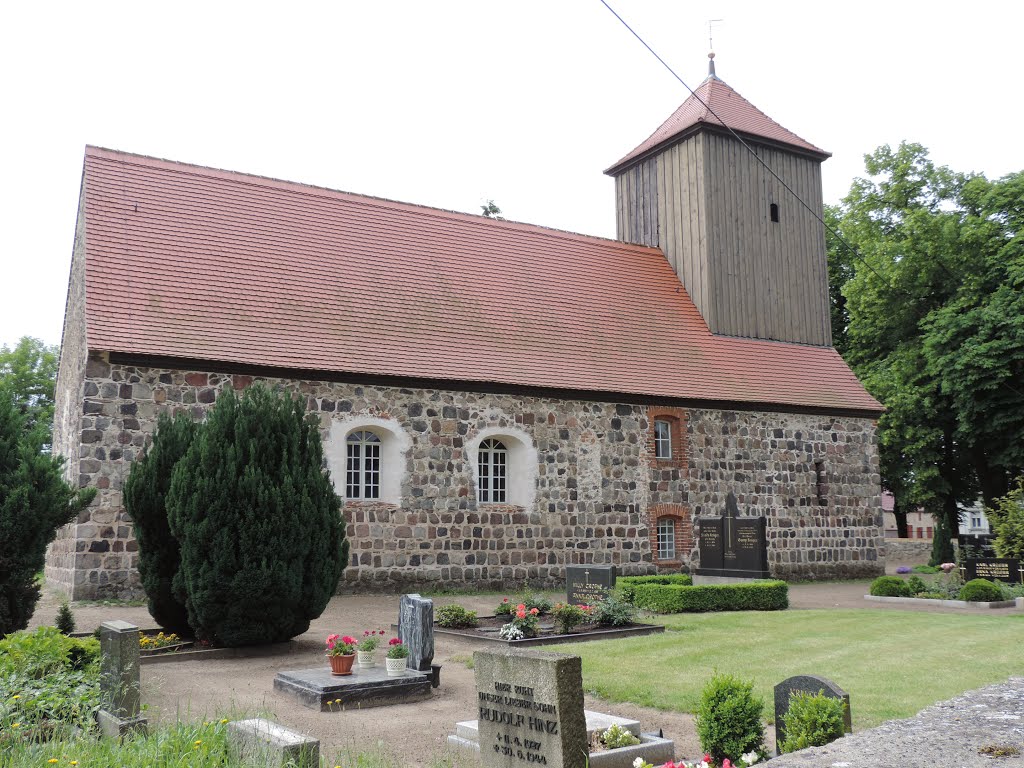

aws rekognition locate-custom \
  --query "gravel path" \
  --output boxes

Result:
[766,678,1024,767]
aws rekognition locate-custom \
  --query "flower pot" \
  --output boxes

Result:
[357,650,376,668]
[385,657,407,677]
[329,653,356,676]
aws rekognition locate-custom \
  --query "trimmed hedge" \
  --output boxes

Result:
[629,580,788,613]
[618,574,693,603]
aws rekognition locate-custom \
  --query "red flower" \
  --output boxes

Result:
[516,609,526,619]
[389,637,402,646]
[341,636,357,645]
[516,603,526,611]
[529,607,539,615]
[502,598,509,603]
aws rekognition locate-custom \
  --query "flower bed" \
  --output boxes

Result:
[432,614,664,646]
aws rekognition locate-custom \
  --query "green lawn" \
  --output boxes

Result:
[549,609,1024,729]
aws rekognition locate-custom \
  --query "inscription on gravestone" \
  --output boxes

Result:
[696,492,770,579]
[474,648,588,768]
[565,565,616,607]
[963,558,1022,584]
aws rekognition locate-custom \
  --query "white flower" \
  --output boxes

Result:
[697,762,710,768]
[633,759,645,768]
[741,752,761,766]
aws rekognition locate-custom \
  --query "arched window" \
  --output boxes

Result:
[477,438,507,503]
[657,517,676,560]
[346,430,381,499]
[654,420,672,460]
[770,202,780,223]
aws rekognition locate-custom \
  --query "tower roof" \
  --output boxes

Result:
[605,73,829,175]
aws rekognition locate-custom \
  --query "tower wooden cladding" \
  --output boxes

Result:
[606,66,833,347]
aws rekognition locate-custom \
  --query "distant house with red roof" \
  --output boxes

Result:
[48,62,884,599]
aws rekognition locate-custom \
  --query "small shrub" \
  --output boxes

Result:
[695,672,766,765]
[869,576,911,597]
[55,601,76,635]
[959,579,1003,603]
[495,597,515,616]
[917,591,948,599]
[600,722,640,749]
[521,592,553,615]
[551,603,590,634]
[436,604,478,628]
[779,690,847,753]
[906,575,927,595]
[912,564,940,574]
[590,594,637,626]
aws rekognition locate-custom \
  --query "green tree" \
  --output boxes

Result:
[166,385,347,646]
[480,199,504,219]
[0,337,59,445]
[124,411,198,635]
[0,388,95,636]
[835,143,1024,562]
[986,476,1024,560]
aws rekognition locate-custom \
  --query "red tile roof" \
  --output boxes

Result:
[81,147,880,414]
[606,76,829,175]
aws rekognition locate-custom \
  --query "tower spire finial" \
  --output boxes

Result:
[708,51,716,77]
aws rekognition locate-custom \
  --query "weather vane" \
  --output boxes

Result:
[707,18,723,53]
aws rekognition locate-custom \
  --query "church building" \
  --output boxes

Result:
[47,62,884,599]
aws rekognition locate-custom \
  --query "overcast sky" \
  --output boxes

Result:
[2,1,1022,351]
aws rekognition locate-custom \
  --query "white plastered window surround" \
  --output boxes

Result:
[324,417,411,505]
[466,425,539,510]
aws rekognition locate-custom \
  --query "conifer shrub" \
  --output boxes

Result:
[55,601,76,635]
[166,384,348,646]
[696,672,766,765]
[0,389,95,637]
[124,411,198,635]
[779,690,847,753]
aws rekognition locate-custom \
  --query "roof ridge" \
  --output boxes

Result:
[85,146,656,253]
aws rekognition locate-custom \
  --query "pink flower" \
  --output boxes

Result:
[723,760,732,768]
[517,603,526,611]
[516,609,526,619]
[389,637,402,646]
[341,636,357,645]
[704,755,711,764]
[529,607,539,615]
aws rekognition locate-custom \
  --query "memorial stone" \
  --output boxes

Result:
[963,558,1023,584]
[97,620,148,738]
[773,674,852,754]
[696,491,770,579]
[399,593,434,671]
[565,565,616,607]
[226,718,320,768]
[474,648,588,768]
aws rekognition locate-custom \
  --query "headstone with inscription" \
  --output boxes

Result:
[963,558,1023,584]
[474,648,588,768]
[773,674,852,754]
[97,620,148,738]
[398,593,434,671]
[565,565,616,607]
[695,491,770,579]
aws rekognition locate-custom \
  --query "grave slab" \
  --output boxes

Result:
[273,666,431,711]
[226,718,319,768]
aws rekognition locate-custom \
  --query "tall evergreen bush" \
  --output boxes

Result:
[166,385,347,646]
[124,411,197,635]
[0,389,94,636]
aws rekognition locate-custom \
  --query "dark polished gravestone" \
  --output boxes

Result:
[398,593,434,671]
[963,558,1023,584]
[773,674,852,755]
[565,565,616,607]
[696,491,770,579]
[474,648,589,768]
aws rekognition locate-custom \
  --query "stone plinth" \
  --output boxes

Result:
[273,666,431,711]
[226,718,319,768]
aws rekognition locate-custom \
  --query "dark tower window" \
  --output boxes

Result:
[770,203,780,223]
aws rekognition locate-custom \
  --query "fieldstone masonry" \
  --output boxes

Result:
[47,354,883,599]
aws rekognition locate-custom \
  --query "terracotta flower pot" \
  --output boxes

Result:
[329,653,356,676]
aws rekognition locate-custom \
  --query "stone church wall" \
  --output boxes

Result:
[46,355,883,599]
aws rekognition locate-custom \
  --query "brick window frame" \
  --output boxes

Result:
[648,503,693,568]
[646,407,688,469]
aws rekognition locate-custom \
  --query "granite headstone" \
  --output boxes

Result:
[398,593,434,672]
[474,648,588,768]
[565,565,616,607]
[773,674,852,754]
[963,558,1023,584]
[97,620,148,738]
[696,491,770,579]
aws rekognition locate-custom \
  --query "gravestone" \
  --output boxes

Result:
[695,491,770,579]
[96,620,148,738]
[963,558,1023,584]
[226,718,319,768]
[773,674,852,754]
[399,593,434,671]
[565,565,616,607]
[474,648,588,768]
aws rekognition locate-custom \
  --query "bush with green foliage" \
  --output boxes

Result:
[124,411,198,635]
[906,575,927,595]
[436,604,478,628]
[55,602,75,635]
[0,389,95,636]
[630,581,788,613]
[590,594,637,626]
[911,564,941,574]
[987,477,1024,560]
[958,578,1003,603]
[869,576,912,597]
[551,602,590,634]
[779,690,847,753]
[166,384,348,646]
[495,592,552,616]
[600,722,640,748]
[618,574,692,603]
[695,672,766,764]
